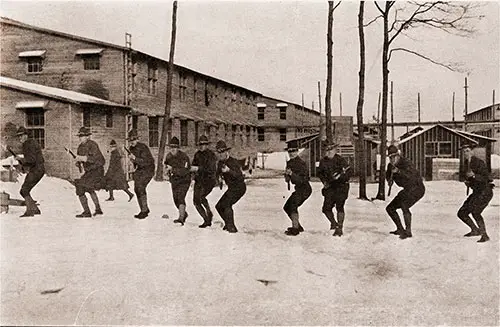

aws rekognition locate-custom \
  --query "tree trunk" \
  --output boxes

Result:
[325,1,334,143]
[155,1,178,181]
[375,2,390,200]
[356,1,367,199]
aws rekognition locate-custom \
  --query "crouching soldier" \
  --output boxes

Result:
[457,143,494,243]
[318,140,351,236]
[15,127,45,217]
[283,141,312,236]
[191,135,217,228]
[385,144,425,239]
[215,140,246,233]
[74,127,105,218]
[164,136,191,225]
[127,129,155,219]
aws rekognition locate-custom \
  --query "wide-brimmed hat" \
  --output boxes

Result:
[109,139,117,146]
[285,140,299,152]
[127,129,138,141]
[323,139,339,151]
[215,140,231,153]
[77,127,92,136]
[387,144,399,157]
[169,136,180,148]
[459,143,476,150]
[198,135,210,145]
[16,126,28,136]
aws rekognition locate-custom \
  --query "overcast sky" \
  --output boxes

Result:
[1,0,499,124]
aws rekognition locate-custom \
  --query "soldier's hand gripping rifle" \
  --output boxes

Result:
[3,145,25,173]
[124,146,138,170]
[387,165,395,197]
[466,158,471,196]
[51,138,83,173]
[284,168,292,191]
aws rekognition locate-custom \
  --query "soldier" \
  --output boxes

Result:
[164,136,191,225]
[385,144,425,239]
[457,143,494,243]
[318,140,351,236]
[74,127,105,218]
[104,139,134,202]
[191,135,218,228]
[215,140,246,233]
[127,129,155,219]
[15,126,45,217]
[283,140,312,236]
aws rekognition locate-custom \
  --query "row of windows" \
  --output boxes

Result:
[21,54,101,73]
[258,107,287,120]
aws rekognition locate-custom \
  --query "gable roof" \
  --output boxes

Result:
[398,124,480,145]
[454,129,497,142]
[0,75,129,108]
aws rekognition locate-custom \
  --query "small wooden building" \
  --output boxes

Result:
[397,124,496,180]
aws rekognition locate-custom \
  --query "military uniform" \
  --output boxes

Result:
[385,145,425,239]
[318,144,351,236]
[128,130,155,219]
[164,137,191,225]
[104,140,134,201]
[16,127,45,217]
[192,135,217,227]
[457,144,494,243]
[283,141,312,236]
[215,140,246,233]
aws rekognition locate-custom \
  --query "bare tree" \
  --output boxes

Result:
[325,1,341,143]
[371,1,482,200]
[356,1,367,200]
[156,1,178,181]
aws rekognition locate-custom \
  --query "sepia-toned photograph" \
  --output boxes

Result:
[0,0,498,325]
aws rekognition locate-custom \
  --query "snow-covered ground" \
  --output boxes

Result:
[1,175,499,325]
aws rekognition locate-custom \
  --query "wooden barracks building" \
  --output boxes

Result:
[0,16,331,179]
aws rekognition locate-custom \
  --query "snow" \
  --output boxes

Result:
[1,175,499,325]
[492,154,500,169]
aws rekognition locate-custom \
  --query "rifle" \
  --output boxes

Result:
[387,164,394,197]
[285,173,291,190]
[3,146,25,173]
[466,159,470,196]
[51,138,83,173]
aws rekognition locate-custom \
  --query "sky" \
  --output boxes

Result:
[1,0,499,124]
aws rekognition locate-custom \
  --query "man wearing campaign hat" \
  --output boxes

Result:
[283,140,312,236]
[457,143,494,243]
[74,127,105,218]
[214,140,246,233]
[15,126,45,217]
[127,129,155,219]
[385,144,425,239]
[191,135,218,228]
[318,140,351,236]
[164,136,191,225]
[104,139,134,202]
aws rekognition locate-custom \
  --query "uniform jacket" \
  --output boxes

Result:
[164,150,191,184]
[466,156,493,192]
[130,142,155,174]
[286,156,310,186]
[105,149,128,190]
[386,156,423,189]
[77,139,105,172]
[217,157,245,189]
[21,138,45,173]
[192,149,217,183]
[318,154,350,188]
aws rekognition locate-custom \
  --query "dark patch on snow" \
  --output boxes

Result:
[40,287,64,295]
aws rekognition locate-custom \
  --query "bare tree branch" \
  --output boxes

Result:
[333,1,341,11]
[364,14,383,27]
[389,2,442,44]
[389,47,466,72]
[374,1,384,15]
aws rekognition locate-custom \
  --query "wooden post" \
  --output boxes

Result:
[417,92,421,123]
[339,92,343,116]
[301,93,305,135]
[390,81,394,142]
[452,91,455,122]
[464,77,468,132]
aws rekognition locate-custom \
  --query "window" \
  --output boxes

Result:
[83,55,100,70]
[232,125,237,144]
[204,82,210,106]
[194,122,199,144]
[167,119,172,143]
[178,73,187,101]
[204,125,210,138]
[425,142,438,156]
[439,142,452,156]
[132,115,138,131]
[258,107,265,120]
[131,61,138,91]
[83,108,91,127]
[105,109,113,128]
[27,57,43,73]
[148,62,158,95]
[149,117,159,147]
[279,107,287,120]
[193,78,198,102]
[180,120,188,146]
[25,108,45,148]
[257,128,265,142]
[246,126,251,146]
[279,128,287,141]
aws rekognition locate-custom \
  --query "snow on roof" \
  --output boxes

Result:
[399,124,479,145]
[75,48,104,55]
[0,76,129,108]
[18,50,46,57]
[453,129,497,142]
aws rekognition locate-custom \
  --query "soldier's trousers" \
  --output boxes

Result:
[457,186,493,232]
[171,180,190,208]
[322,184,349,214]
[193,180,216,206]
[215,184,246,227]
[283,183,312,216]
[20,169,44,198]
[133,169,154,212]
[386,185,425,217]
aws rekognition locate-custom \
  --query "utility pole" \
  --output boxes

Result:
[417,92,421,123]
[318,81,323,157]
[464,77,468,132]
[452,91,455,122]
[377,92,381,138]
[339,92,343,116]
[301,93,305,134]
[390,81,394,142]
[493,89,496,106]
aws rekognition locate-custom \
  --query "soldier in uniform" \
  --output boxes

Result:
[15,126,45,217]
[164,136,191,225]
[457,143,494,243]
[104,139,134,202]
[385,144,425,239]
[191,135,218,228]
[127,129,155,219]
[283,140,312,236]
[74,127,105,218]
[318,140,351,236]
[215,140,246,233]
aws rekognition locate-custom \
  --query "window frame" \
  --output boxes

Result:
[257,107,265,120]
[279,128,287,141]
[148,116,159,147]
[147,62,158,95]
[257,127,265,142]
[83,55,100,70]
[105,109,113,128]
[180,120,188,146]
[27,57,43,74]
[83,108,91,127]
[25,107,45,149]
[279,107,287,120]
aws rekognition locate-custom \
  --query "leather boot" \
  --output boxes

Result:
[174,204,188,225]
[333,212,344,236]
[324,211,338,230]
[224,208,238,233]
[400,212,412,239]
[76,195,92,218]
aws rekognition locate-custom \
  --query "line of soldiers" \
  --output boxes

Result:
[11,126,495,242]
